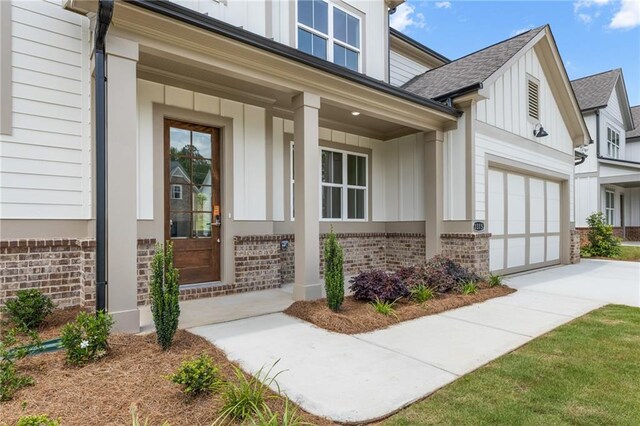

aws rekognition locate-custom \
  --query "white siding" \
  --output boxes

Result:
[371,133,425,221]
[476,49,573,155]
[606,86,623,127]
[443,122,466,220]
[389,50,428,87]
[626,141,640,162]
[575,113,598,174]
[0,0,91,219]
[172,0,267,37]
[136,80,268,221]
[625,187,640,227]
[575,175,599,227]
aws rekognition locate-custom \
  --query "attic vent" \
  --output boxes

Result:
[527,78,540,120]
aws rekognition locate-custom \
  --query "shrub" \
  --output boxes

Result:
[582,212,621,258]
[0,327,40,401]
[323,229,344,312]
[410,284,434,303]
[371,298,398,319]
[349,270,409,302]
[462,281,478,295]
[15,415,60,426]
[405,256,480,294]
[249,398,311,426]
[60,311,113,366]
[150,241,181,351]
[216,362,282,423]
[169,353,222,398]
[488,274,503,287]
[394,266,416,282]
[2,289,55,330]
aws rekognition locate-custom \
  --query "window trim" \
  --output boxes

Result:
[606,126,620,159]
[295,0,362,72]
[171,184,183,200]
[290,143,369,222]
[319,146,368,222]
[605,189,615,226]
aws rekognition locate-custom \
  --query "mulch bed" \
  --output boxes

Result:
[285,284,516,334]
[1,330,333,426]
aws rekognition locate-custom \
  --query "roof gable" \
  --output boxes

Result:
[402,26,545,100]
[571,69,634,130]
[628,106,640,139]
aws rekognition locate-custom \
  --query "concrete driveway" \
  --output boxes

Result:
[505,259,640,307]
[190,260,637,423]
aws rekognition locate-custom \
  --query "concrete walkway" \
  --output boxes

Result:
[191,286,605,423]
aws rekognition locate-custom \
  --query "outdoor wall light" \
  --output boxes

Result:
[533,123,549,138]
[351,111,361,116]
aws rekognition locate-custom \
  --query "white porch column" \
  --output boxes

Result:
[425,131,444,258]
[292,92,322,300]
[105,36,139,332]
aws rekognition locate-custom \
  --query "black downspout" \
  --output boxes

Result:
[95,0,114,313]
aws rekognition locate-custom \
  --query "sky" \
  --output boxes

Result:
[390,0,640,106]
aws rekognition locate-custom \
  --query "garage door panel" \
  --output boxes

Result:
[530,236,545,264]
[507,174,526,234]
[489,168,562,275]
[507,237,526,268]
[546,181,560,233]
[546,235,560,261]
[488,170,505,236]
[530,178,545,234]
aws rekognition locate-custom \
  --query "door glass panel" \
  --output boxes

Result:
[193,186,212,212]
[193,212,212,238]
[192,131,212,159]
[192,159,212,187]
[170,184,191,213]
[170,128,190,154]
[170,211,190,238]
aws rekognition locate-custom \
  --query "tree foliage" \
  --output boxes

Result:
[150,241,181,351]
[324,229,344,312]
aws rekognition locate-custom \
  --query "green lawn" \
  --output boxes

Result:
[384,305,640,426]
[614,245,640,261]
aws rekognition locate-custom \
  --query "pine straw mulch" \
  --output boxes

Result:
[0,330,334,426]
[0,305,86,341]
[285,284,516,334]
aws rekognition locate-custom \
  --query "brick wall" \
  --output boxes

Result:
[570,229,581,264]
[235,233,427,288]
[440,233,491,278]
[0,238,156,311]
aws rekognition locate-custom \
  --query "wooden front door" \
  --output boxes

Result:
[165,119,221,284]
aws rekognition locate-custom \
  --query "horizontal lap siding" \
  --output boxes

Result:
[0,0,91,219]
[389,50,428,87]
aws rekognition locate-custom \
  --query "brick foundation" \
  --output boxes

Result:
[570,229,581,264]
[440,233,491,278]
[234,233,427,289]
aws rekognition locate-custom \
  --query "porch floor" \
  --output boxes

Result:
[138,285,294,333]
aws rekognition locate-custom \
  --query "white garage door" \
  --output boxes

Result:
[488,169,561,274]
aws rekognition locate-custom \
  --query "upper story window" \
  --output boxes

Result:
[297,0,361,72]
[607,127,620,158]
[527,76,540,121]
[605,190,615,225]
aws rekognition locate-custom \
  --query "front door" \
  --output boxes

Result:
[165,119,221,284]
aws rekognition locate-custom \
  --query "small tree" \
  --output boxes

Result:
[150,241,181,350]
[324,228,344,312]
[583,212,621,258]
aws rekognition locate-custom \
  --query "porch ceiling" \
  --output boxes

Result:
[138,50,417,140]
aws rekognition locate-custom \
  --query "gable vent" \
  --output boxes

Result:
[527,79,539,120]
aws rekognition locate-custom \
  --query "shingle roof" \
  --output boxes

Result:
[402,26,546,100]
[628,106,640,139]
[570,69,620,112]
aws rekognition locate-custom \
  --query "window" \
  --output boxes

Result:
[607,127,620,159]
[297,0,361,72]
[527,77,539,120]
[605,190,615,225]
[291,145,368,221]
[171,184,182,200]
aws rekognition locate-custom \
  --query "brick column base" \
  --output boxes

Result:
[440,233,491,278]
[570,229,581,264]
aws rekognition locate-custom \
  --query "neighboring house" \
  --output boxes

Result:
[0,0,588,332]
[572,69,639,241]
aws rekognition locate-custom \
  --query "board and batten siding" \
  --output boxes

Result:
[575,175,599,227]
[476,48,573,156]
[0,0,91,219]
[137,79,267,221]
[389,50,429,87]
